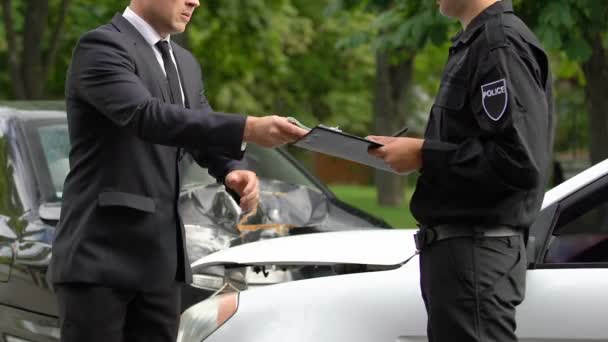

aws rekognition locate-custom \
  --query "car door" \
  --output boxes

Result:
[0,218,16,283]
[517,175,608,341]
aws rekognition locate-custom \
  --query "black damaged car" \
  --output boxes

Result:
[0,102,389,342]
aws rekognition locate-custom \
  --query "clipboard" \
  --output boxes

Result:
[290,121,406,175]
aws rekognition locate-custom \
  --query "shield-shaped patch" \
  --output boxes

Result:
[481,79,508,121]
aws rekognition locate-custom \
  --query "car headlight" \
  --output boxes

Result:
[177,293,239,342]
[191,274,225,291]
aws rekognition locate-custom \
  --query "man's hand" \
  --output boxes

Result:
[367,136,425,173]
[225,170,259,211]
[243,116,308,148]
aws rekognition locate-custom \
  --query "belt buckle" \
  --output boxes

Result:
[414,228,437,252]
[414,230,424,251]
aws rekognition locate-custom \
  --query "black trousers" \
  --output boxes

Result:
[420,234,526,342]
[56,283,181,342]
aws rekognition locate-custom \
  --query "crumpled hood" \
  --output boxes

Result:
[179,179,387,263]
[181,179,330,235]
[191,229,417,271]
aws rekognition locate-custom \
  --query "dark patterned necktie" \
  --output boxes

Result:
[155,40,184,106]
[156,41,186,163]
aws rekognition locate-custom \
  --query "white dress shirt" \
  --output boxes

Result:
[123,7,185,106]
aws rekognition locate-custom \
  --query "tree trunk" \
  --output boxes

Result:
[1,0,26,99]
[582,33,608,165]
[1,0,70,99]
[43,0,71,85]
[22,0,49,99]
[373,50,414,207]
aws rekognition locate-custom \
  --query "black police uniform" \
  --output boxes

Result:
[411,1,553,341]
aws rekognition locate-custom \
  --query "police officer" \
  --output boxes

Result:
[368,0,553,341]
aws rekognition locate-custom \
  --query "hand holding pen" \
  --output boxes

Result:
[366,125,409,147]
[366,126,425,173]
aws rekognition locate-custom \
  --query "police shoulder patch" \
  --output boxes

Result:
[481,79,507,121]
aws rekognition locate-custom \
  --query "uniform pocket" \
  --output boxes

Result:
[97,191,156,213]
[434,81,467,111]
[446,238,476,291]
[475,236,523,296]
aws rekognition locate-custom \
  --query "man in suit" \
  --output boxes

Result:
[49,0,308,341]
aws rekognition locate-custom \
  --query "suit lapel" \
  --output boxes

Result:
[110,14,170,103]
[171,43,195,109]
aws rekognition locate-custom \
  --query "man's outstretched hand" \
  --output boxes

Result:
[243,116,308,148]
[225,170,259,212]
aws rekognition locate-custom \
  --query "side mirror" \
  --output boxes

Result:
[39,203,61,224]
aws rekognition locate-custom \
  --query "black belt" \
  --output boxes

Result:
[414,224,523,251]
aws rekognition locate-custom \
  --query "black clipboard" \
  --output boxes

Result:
[292,125,406,174]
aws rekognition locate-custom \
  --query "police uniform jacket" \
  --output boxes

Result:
[411,0,554,229]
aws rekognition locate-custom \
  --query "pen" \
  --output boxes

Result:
[391,126,409,137]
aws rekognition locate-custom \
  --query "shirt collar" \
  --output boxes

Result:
[123,7,171,48]
[450,0,513,46]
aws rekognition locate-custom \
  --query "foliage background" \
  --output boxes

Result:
[1,0,607,220]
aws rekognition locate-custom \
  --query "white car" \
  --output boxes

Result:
[178,160,608,342]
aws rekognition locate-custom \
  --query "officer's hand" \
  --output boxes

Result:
[366,135,398,145]
[243,116,308,148]
[368,137,424,173]
[225,170,259,211]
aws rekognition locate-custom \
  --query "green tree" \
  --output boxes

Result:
[516,0,608,165]
[0,0,71,99]
[187,0,377,137]
[291,0,376,133]
[0,0,126,99]
[336,0,450,206]
[187,0,314,116]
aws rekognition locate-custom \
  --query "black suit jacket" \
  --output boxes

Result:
[50,14,247,290]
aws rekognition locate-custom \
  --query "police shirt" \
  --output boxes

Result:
[410,0,554,229]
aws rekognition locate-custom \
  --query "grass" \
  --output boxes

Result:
[329,185,418,229]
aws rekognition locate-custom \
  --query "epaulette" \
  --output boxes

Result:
[484,14,508,50]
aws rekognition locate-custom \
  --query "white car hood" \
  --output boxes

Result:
[191,229,417,270]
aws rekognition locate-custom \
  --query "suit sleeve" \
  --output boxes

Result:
[185,64,250,181]
[421,44,551,192]
[71,29,245,159]
[187,148,249,181]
